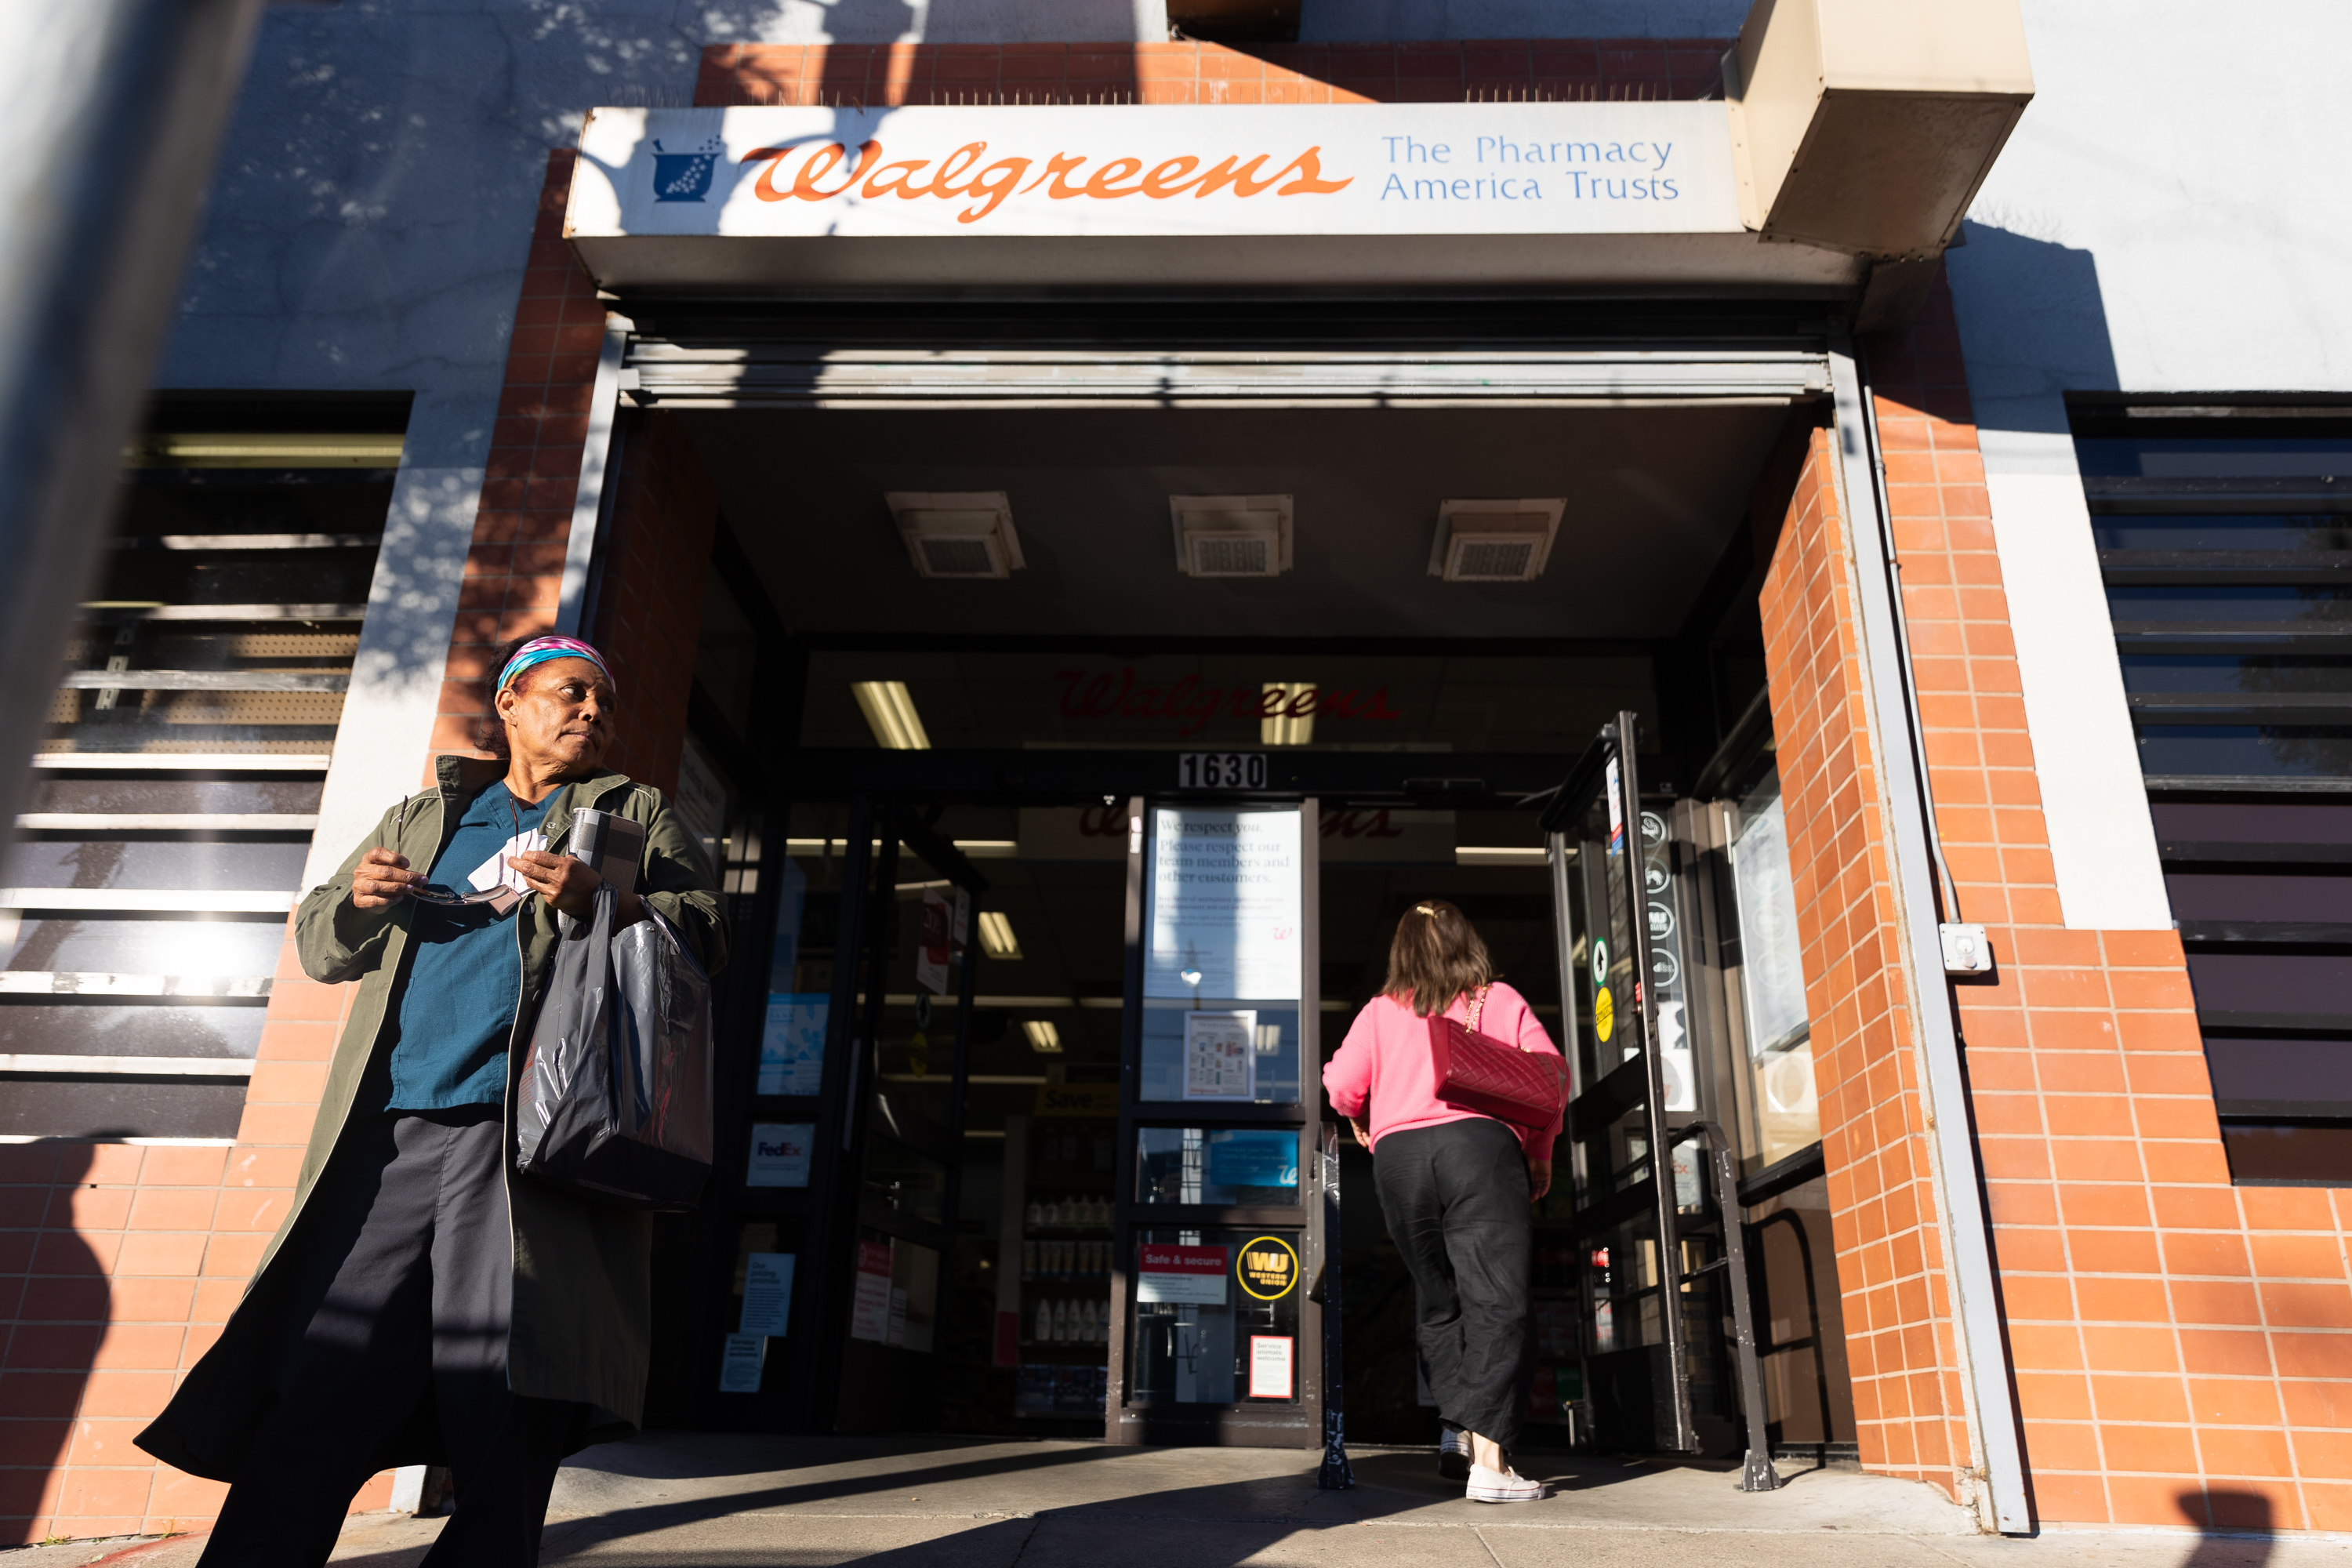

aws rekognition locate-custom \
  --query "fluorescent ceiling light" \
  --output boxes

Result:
[125,432,406,470]
[977,910,1022,960]
[1022,1019,1063,1054]
[851,681,930,750]
[1261,681,1315,747]
[1457,846,1549,866]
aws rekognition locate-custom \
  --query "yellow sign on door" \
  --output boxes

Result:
[1236,1236,1299,1301]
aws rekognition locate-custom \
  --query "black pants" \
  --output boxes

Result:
[198,1108,579,1568]
[1373,1116,1533,1453]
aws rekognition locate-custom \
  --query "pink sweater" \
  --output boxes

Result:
[1323,984,1566,1161]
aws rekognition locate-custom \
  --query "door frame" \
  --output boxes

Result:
[1106,793,1327,1447]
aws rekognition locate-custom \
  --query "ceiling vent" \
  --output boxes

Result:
[1171,495,1293,578]
[887,492,1025,579]
[1428,499,1565,583]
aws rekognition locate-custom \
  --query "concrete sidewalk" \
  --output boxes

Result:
[14,1435,2348,1567]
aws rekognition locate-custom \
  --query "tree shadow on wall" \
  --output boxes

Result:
[4,1139,104,1547]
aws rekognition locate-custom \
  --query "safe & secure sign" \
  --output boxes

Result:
[568,101,1740,241]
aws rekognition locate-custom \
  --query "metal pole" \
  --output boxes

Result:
[0,0,266,840]
[1684,1122,1779,1493]
[1315,1120,1354,1490]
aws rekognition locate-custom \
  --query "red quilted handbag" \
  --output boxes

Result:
[1429,986,1569,1131]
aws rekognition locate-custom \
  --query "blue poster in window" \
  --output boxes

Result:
[1207,1130,1298,1190]
[758,993,828,1095]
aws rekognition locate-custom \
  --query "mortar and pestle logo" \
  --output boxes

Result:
[651,136,724,203]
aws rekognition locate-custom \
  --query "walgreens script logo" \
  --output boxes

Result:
[736,139,1351,224]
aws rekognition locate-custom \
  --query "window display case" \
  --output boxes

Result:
[999,1109,1116,1419]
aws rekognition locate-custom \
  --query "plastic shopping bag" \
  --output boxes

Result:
[514,884,713,1209]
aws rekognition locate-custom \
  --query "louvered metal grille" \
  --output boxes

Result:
[2085,406,2352,1182]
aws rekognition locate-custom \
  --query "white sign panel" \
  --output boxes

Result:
[849,1240,894,1343]
[739,1252,796,1338]
[746,1123,814,1188]
[1248,1335,1295,1400]
[1136,1243,1229,1305]
[1183,1011,1258,1102]
[571,103,1740,241]
[1730,794,1809,1057]
[916,885,952,996]
[718,1334,765,1393]
[1148,808,1301,1000]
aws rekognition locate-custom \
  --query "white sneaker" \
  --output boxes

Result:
[1466,1462,1543,1503]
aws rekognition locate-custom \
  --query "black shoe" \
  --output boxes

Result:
[1437,1427,1471,1482]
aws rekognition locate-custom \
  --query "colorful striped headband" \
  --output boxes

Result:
[497,636,615,696]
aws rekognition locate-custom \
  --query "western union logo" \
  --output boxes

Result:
[1236,1236,1299,1301]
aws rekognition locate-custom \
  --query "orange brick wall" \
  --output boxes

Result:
[694,38,1730,107]
[0,985,392,1542]
[1869,289,2352,1534]
[1756,277,2352,1531]
[1759,419,1977,1502]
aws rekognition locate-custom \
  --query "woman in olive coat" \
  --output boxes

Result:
[137,634,726,1566]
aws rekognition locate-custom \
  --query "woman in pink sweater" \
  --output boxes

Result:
[1323,899,1564,1504]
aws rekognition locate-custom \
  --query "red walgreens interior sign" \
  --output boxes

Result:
[1056,667,1403,737]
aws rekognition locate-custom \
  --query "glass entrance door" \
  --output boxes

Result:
[1108,797,1325,1446]
[1541,715,1779,1485]
[787,801,989,1432]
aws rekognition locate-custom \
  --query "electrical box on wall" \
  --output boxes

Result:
[1940,922,1994,975]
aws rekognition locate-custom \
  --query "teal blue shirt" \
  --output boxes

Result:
[383,782,554,1110]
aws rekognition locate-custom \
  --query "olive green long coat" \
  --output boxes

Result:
[136,756,727,1482]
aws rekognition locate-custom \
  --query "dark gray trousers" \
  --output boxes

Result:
[198,1107,578,1568]
[1373,1116,1533,1452]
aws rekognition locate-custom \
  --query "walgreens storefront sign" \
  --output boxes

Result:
[568,100,1741,241]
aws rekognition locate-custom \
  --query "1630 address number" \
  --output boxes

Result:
[1177,752,1268,789]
